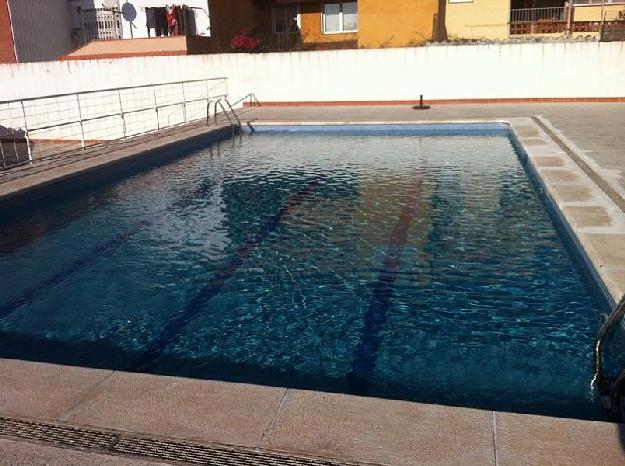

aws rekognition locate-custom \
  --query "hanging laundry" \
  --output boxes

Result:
[167,5,178,36]
[175,5,185,35]
[145,7,157,37]
[155,7,168,36]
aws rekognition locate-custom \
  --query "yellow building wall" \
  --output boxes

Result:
[446,0,510,40]
[208,0,266,49]
[357,0,439,48]
[298,2,358,47]
[574,4,625,21]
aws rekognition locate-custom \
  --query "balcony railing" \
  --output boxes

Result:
[510,7,565,23]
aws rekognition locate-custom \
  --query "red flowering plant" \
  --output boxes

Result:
[230,28,262,52]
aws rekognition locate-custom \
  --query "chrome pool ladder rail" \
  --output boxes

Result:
[207,97,242,133]
[229,93,262,108]
[592,294,625,419]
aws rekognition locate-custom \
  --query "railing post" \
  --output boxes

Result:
[205,80,211,125]
[566,2,574,35]
[181,82,187,123]
[79,7,87,45]
[153,86,160,130]
[19,100,33,162]
[117,89,127,138]
[12,133,18,163]
[0,139,6,169]
[75,94,86,149]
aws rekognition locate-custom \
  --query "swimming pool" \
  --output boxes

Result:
[0,124,608,420]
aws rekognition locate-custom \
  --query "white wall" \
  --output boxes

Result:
[1,42,623,103]
[0,42,623,142]
[7,0,75,62]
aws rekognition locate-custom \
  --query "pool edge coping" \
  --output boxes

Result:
[1,357,624,466]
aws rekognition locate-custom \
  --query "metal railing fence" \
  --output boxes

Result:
[510,7,566,23]
[0,77,230,170]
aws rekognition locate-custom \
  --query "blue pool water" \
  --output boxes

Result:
[0,125,609,420]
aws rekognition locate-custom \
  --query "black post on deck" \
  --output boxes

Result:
[413,94,431,110]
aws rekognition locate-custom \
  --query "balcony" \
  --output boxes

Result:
[510,5,625,36]
[510,7,567,35]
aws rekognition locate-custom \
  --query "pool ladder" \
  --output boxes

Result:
[592,294,625,420]
[206,94,261,135]
[207,97,241,135]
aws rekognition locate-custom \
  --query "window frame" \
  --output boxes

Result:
[573,0,625,4]
[272,4,301,35]
[322,2,358,35]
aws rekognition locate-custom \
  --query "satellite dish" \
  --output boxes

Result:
[102,0,118,8]
[121,2,137,22]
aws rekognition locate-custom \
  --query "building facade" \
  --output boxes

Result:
[0,0,75,63]
[0,0,623,63]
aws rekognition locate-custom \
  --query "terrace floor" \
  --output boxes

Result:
[2,103,625,465]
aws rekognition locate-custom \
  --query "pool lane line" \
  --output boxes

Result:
[0,177,219,321]
[347,174,424,395]
[128,179,322,372]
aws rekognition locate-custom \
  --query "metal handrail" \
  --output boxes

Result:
[230,93,263,108]
[207,97,242,130]
[592,294,625,418]
[0,77,228,106]
[21,94,227,135]
[0,77,229,169]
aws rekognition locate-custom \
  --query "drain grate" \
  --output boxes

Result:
[0,416,117,450]
[0,416,355,465]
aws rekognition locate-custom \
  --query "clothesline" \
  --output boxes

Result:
[145,5,195,37]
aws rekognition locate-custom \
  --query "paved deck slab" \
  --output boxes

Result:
[549,184,594,202]
[261,389,494,466]
[61,371,287,448]
[495,411,625,466]
[581,233,625,269]
[562,206,612,228]
[0,359,111,420]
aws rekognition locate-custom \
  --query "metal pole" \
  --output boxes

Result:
[181,82,187,123]
[153,86,160,130]
[12,132,18,164]
[79,7,87,44]
[600,0,606,38]
[0,139,6,168]
[117,89,127,138]
[19,100,32,162]
[205,80,211,125]
[75,94,86,149]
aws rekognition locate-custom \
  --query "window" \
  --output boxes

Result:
[323,2,358,34]
[273,5,300,34]
[573,0,624,3]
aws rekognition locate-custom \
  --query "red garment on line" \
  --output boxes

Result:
[167,6,178,35]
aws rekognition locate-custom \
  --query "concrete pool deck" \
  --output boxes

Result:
[2,359,625,466]
[2,103,625,465]
[0,122,235,204]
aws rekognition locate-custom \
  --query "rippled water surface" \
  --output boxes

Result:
[0,128,608,419]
